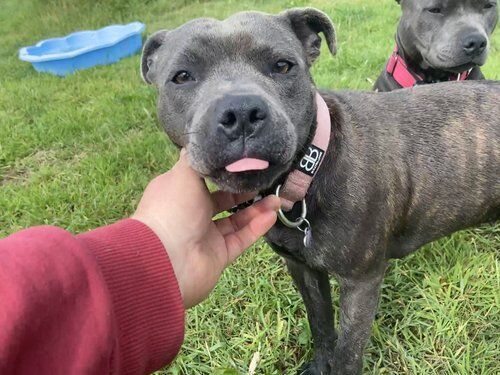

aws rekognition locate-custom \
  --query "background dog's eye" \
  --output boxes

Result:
[273,60,294,74]
[427,7,442,14]
[172,71,194,84]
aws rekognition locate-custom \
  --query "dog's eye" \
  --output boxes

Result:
[172,71,194,84]
[427,7,442,14]
[273,60,294,74]
[484,2,495,9]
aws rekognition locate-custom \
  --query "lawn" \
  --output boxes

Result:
[0,0,499,374]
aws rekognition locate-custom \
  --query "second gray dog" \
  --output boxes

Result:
[374,0,498,91]
[142,8,500,374]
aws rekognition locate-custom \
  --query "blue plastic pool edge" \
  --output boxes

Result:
[19,22,145,76]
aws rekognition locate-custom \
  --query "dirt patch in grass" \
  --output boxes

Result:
[0,149,87,186]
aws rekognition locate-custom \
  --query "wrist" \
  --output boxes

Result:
[77,219,185,369]
[131,214,187,306]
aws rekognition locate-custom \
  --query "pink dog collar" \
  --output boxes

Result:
[226,92,330,243]
[278,92,331,214]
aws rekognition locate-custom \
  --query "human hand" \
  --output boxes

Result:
[132,151,280,308]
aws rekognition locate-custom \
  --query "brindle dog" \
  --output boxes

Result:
[141,8,500,374]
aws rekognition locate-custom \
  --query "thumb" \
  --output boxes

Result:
[224,210,278,264]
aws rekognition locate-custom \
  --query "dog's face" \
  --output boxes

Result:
[397,0,498,72]
[141,8,336,192]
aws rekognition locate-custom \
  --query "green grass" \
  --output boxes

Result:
[0,0,499,374]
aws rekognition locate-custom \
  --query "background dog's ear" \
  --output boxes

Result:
[281,7,336,65]
[141,30,169,84]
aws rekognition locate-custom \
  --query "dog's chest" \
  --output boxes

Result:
[265,224,346,274]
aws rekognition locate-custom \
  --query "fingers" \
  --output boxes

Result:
[214,195,280,263]
[223,210,278,264]
[174,149,199,179]
[211,191,257,215]
[177,149,262,215]
[215,195,280,236]
[170,149,212,199]
[175,150,257,215]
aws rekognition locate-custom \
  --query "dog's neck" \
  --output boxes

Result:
[276,92,331,212]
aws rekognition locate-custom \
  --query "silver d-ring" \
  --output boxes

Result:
[275,184,307,228]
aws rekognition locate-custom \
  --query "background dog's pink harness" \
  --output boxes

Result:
[386,46,471,88]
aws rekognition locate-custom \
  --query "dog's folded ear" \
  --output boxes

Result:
[141,30,169,84]
[281,7,336,65]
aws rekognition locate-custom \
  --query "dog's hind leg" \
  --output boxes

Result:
[286,259,337,375]
[331,271,385,375]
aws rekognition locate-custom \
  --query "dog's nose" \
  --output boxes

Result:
[462,34,487,57]
[216,95,268,140]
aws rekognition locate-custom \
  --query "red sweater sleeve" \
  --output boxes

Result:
[0,219,184,375]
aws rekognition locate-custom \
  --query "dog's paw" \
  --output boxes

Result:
[297,361,329,375]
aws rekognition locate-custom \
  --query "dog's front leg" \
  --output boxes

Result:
[331,271,385,375]
[286,259,337,375]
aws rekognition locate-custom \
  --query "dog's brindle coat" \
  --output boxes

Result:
[374,0,498,92]
[141,8,500,374]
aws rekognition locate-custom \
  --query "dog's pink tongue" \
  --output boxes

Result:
[225,158,269,172]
